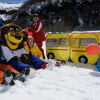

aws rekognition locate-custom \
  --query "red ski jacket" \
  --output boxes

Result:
[28,20,46,43]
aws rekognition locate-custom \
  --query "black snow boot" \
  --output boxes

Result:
[2,70,15,86]
[14,68,30,82]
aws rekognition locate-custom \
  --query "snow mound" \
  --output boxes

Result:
[0,62,100,100]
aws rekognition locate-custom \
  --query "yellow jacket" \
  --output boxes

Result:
[24,44,43,59]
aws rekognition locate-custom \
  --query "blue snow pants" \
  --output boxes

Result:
[9,54,45,72]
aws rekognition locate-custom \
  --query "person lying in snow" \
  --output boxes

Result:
[0,64,30,86]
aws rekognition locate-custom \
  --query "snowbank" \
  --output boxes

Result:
[0,62,100,100]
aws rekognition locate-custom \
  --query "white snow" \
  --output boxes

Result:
[0,0,100,99]
[0,2,22,11]
[0,62,100,100]
[0,14,12,21]
[0,2,23,21]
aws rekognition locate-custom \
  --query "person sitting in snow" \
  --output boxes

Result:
[0,44,30,86]
[0,64,30,86]
[24,33,43,60]
[0,23,61,76]
[0,24,48,73]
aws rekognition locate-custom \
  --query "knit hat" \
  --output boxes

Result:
[28,33,34,40]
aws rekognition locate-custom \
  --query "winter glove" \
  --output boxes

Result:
[41,63,47,69]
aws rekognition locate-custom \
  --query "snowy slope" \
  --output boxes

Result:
[0,62,100,100]
[0,2,22,21]
[0,2,22,11]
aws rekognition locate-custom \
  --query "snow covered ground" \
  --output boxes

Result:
[0,62,100,100]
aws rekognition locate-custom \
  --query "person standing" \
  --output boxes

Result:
[28,14,46,59]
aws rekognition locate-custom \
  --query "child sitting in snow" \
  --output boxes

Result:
[24,33,43,59]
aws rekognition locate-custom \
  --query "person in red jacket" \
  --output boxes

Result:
[28,14,46,59]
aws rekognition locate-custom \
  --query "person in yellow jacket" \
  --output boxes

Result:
[24,33,43,59]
